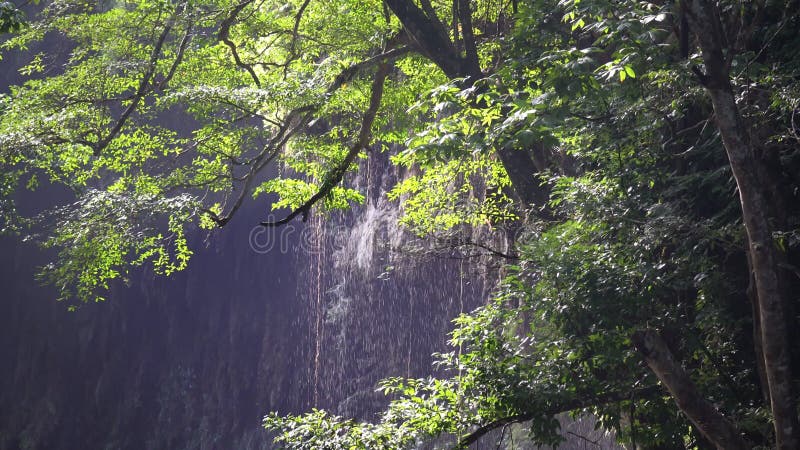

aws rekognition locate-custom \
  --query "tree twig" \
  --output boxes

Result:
[219,0,261,87]
[94,4,183,154]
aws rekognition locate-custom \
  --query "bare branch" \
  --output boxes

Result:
[219,0,261,87]
[565,431,601,447]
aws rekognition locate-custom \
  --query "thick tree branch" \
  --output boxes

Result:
[453,386,660,449]
[419,0,448,38]
[260,63,390,227]
[452,0,460,52]
[632,329,750,450]
[383,0,465,78]
[494,143,552,214]
[456,0,480,77]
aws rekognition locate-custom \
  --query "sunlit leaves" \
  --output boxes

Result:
[265,408,420,450]
[0,0,404,302]
[38,189,198,305]
[389,153,515,235]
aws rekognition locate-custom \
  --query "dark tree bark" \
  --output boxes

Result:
[383,0,468,78]
[684,2,799,448]
[455,0,480,77]
[495,143,551,209]
[633,329,750,450]
[384,0,548,209]
[746,253,772,407]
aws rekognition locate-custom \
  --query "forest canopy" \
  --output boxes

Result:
[1,0,799,448]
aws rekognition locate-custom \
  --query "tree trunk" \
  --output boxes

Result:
[383,0,467,78]
[385,0,545,209]
[686,2,799,448]
[633,329,750,450]
[495,144,552,211]
[746,252,772,407]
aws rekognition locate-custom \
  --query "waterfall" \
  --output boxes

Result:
[289,147,499,419]
[0,144,623,450]
[0,57,616,449]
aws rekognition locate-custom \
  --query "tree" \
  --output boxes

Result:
[0,0,28,34]
[681,2,798,447]
[2,0,799,448]
[268,1,800,448]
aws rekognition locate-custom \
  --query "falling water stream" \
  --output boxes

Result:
[287,147,500,419]
[312,214,324,407]
[0,145,624,449]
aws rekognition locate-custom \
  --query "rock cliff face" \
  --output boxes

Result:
[0,27,615,450]
[0,210,293,449]
[0,140,497,449]
[0,29,500,448]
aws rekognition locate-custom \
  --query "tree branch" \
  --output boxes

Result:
[453,385,660,449]
[326,47,410,94]
[383,0,464,78]
[456,0,480,77]
[285,0,312,71]
[419,0,448,37]
[430,237,518,260]
[94,6,180,154]
[157,22,193,91]
[260,62,390,227]
[219,0,261,87]
[632,328,750,450]
[565,431,601,447]
[201,47,408,228]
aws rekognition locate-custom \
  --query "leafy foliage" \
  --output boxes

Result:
[264,0,800,448]
[2,0,800,447]
[0,0,28,35]
[38,189,197,305]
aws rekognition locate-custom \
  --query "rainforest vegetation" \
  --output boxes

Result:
[1,0,799,448]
